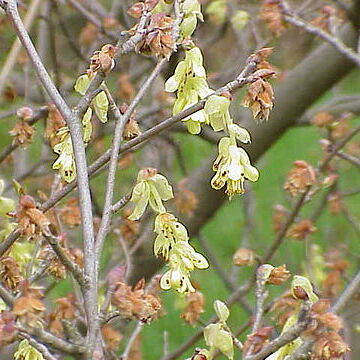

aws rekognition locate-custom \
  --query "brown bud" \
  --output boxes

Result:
[16,106,33,120]
[233,248,255,266]
[268,265,290,285]
[292,286,309,300]
[19,195,36,209]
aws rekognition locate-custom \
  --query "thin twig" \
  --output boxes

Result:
[262,190,309,263]
[121,322,144,360]
[72,10,151,121]
[331,268,360,313]
[65,0,118,41]
[281,1,360,68]
[112,193,131,213]
[0,283,15,307]
[336,151,360,169]
[252,266,269,333]
[95,59,166,259]
[198,232,253,314]
[0,106,48,164]
[43,233,89,287]
[18,332,58,360]
[245,302,311,360]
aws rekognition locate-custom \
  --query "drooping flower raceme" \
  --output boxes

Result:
[51,106,93,183]
[128,168,174,220]
[154,213,208,293]
[165,46,212,134]
[211,137,259,198]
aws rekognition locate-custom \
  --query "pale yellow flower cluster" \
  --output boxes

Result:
[166,4,259,198]
[129,169,208,293]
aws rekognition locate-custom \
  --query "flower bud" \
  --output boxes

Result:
[233,248,255,266]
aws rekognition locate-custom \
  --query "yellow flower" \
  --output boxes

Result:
[160,241,208,293]
[52,133,76,183]
[154,213,189,260]
[14,340,44,360]
[211,137,259,198]
[204,94,231,132]
[160,257,195,293]
[128,168,173,220]
[165,47,212,134]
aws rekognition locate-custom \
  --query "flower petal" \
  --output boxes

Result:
[151,174,174,200]
[160,271,172,290]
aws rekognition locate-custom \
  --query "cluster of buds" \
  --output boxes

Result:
[136,13,176,58]
[181,291,204,325]
[88,44,116,76]
[306,298,349,359]
[16,195,50,238]
[128,168,208,293]
[9,106,35,147]
[111,278,161,323]
[260,0,287,37]
[311,111,353,140]
[284,160,317,197]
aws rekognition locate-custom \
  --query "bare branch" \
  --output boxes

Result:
[336,151,360,169]
[332,268,360,313]
[281,1,360,68]
[121,322,144,360]
[65,0,118,41]
[112,193,131,213]
[0,283,15,307]
[95,59,167,259]
[18,332,58,360]
[43,233,89,287]
[4,0,98,353]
